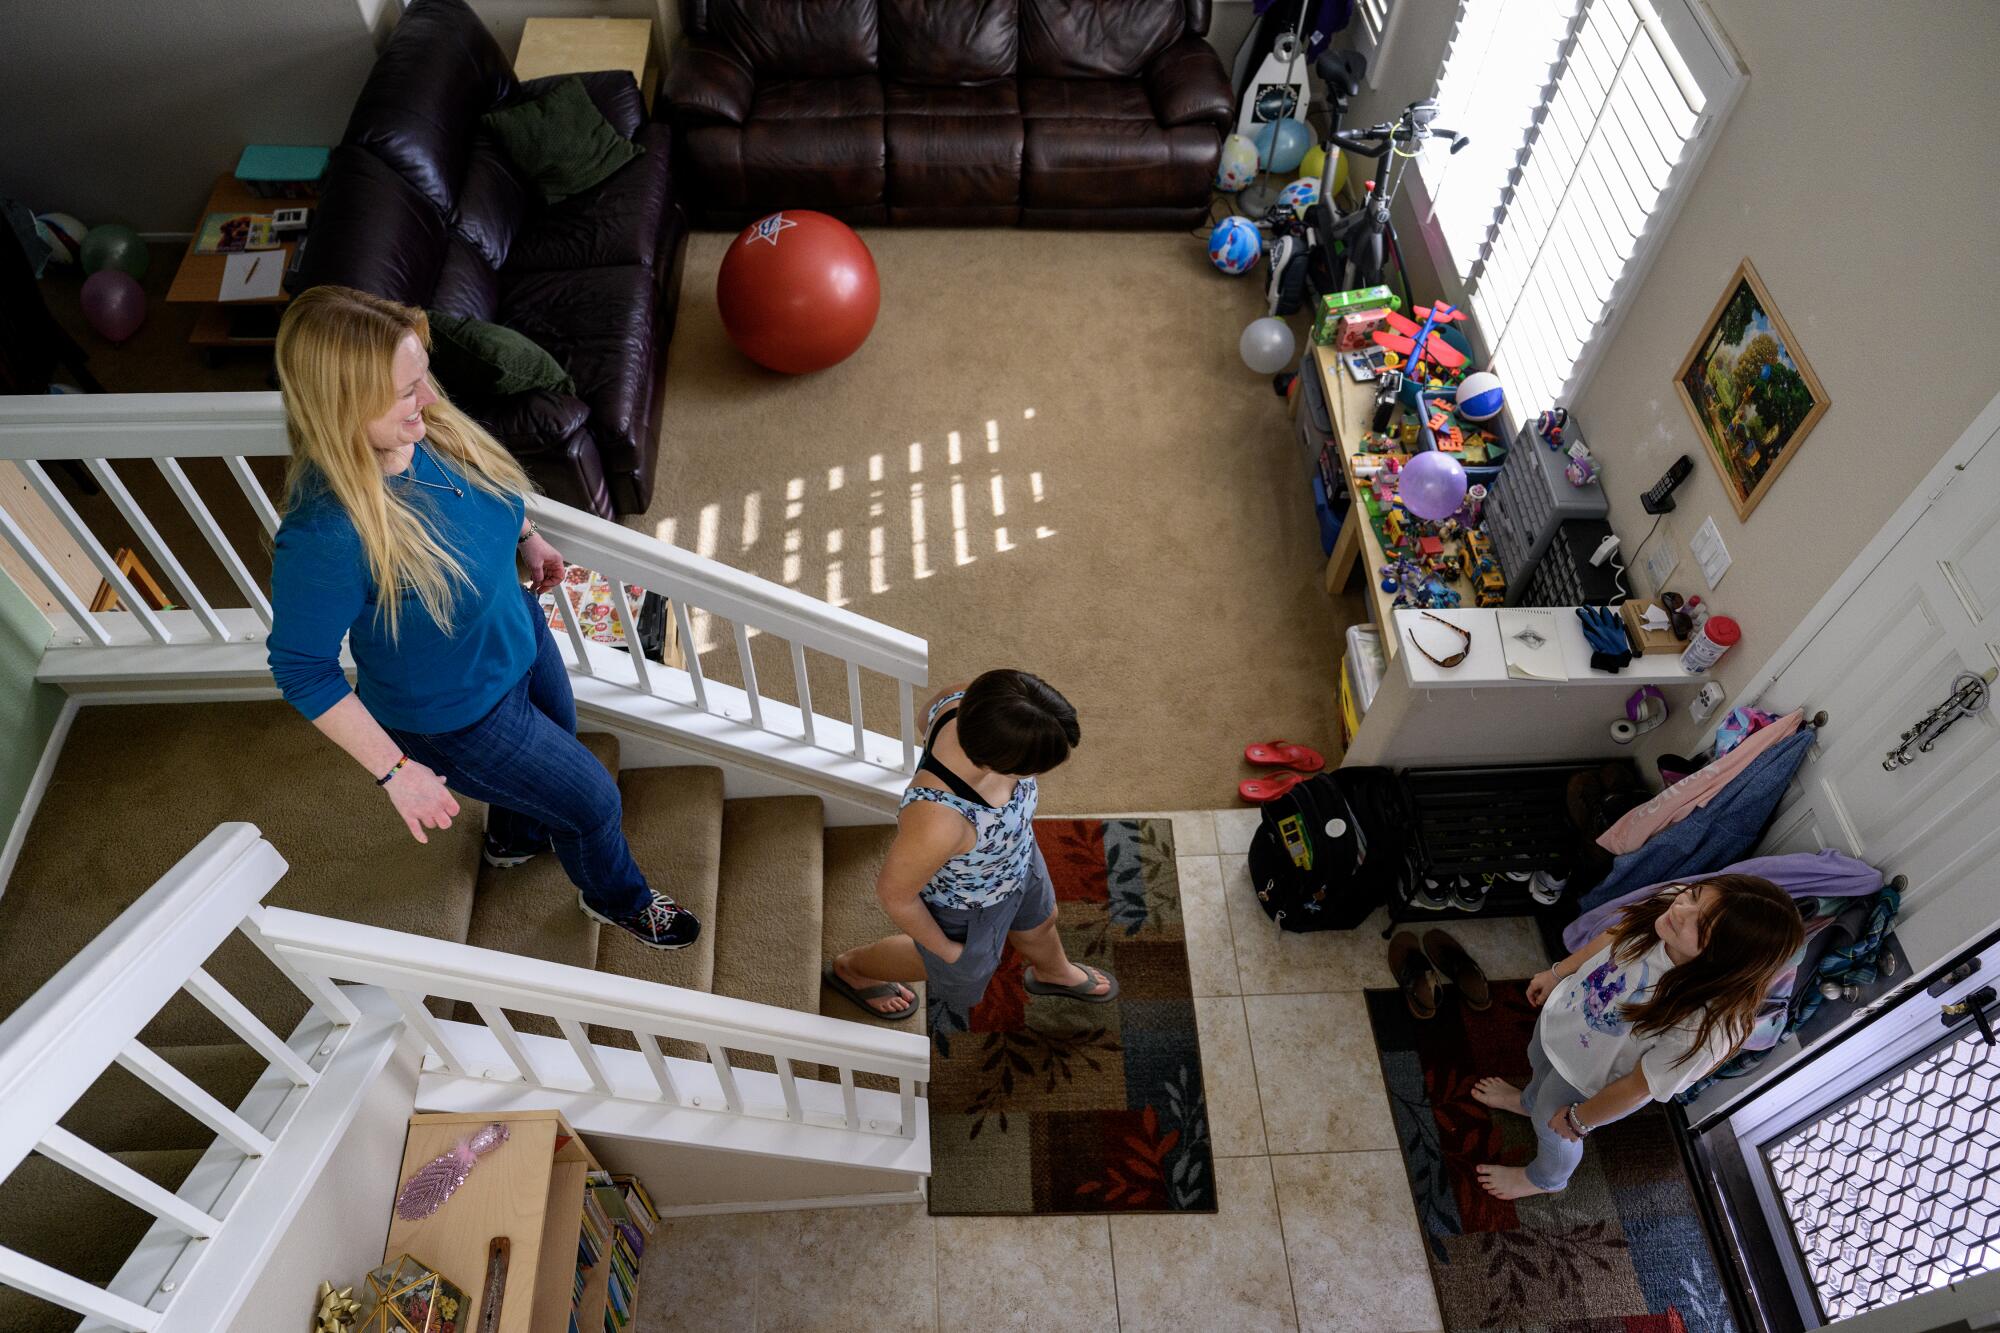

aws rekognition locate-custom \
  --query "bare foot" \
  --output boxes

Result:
[1472,1077,1526,1116]
[1477,1164,1554,1200]
[832,955,915,1016]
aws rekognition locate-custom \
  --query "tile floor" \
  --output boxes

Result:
[635,809,1551,1332]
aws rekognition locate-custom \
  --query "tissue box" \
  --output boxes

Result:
[1620,600,1683,654]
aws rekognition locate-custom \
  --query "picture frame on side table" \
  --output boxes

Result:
[1674,258,1830,521]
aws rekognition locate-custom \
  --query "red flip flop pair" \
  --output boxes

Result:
[1238,740,1326,804]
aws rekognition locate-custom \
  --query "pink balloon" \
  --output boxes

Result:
[81,270,146,342]
[1399,449,1468,521]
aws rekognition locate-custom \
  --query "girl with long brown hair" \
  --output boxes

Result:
[1470,874,1802,1198]
[265,285,698,950]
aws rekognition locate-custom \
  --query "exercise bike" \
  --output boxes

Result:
[1309,89,1468,298]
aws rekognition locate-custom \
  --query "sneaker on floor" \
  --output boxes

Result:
[579,889,702,951]
[1529,870,1567,905]
[1411,876,1453,911]
[1448,876,1490,913]
[482,833,552,869]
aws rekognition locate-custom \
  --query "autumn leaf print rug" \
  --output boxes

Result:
[1366,981,1739,1332]
[926,819,1215,1216]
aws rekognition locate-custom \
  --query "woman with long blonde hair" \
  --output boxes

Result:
[1470,874,1801,1198]
[265,285,697,950]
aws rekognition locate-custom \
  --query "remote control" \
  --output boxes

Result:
[1641,454,1693,514]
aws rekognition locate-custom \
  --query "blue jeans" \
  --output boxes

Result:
[388,590,650,917]
[1519,1023,1589,1191]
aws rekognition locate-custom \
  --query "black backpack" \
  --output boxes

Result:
[1246,768,1409,931]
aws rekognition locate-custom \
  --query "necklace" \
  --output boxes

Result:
[401,442,463,497]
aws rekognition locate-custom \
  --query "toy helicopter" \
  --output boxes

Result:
[1373,302,1469,376]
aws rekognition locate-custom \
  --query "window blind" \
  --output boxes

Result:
[1351,0,1403,85]
[1419,0,1742,416]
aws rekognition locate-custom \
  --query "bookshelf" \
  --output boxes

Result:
[382,1111,658,1333]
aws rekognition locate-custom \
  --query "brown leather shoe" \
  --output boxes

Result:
[1387,931,1442,1020]
[1422,929,1491,1010]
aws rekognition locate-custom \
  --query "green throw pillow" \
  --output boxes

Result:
[481,75,643,204]
[427,311,576,399]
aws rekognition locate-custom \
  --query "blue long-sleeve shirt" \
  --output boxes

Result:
[267,452,538,733]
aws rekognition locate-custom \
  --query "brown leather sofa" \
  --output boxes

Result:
[661,0,1234,227]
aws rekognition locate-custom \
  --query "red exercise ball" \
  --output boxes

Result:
[716,211,880,375]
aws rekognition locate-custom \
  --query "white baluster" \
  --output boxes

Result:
[38,1127,220,1238]
[19,460,170,645]
[734,621,764,729]
[116,1040,274,1157]
[848,661,866,759]
[899,679,917,772]
[386,989,469,1076]
[791,639,815,743]
[0,494,110,645]
[637,1031,682,1105]
[551,577,594,676]
[839,1067,859,1129]
[238,910,363,1025]
[610,579,653,694]
[705,1043,745,1113]
[156,457,272,625]
[776,1059,803,1122]
[223,455,281,537]
[558,1018,612,1094]
[84,459,230,643]
[672,599,707,709]
[0,1246,162,1330]
[899,1077,918,1139]
[183,968,316,1085]
[473,1004,544,1084]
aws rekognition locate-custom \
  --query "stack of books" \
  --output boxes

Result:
[569,1172,660,1332]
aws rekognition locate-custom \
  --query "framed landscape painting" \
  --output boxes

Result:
[1674,259,1830,520]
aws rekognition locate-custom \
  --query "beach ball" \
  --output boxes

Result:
[34,212,87,266]
[1277,178,1320,218]
[1455,371,1506,421]
[1252,119,1312,174]
[1207,216,1262,276]
[716,210,879,374]
[1215,134,1259,193]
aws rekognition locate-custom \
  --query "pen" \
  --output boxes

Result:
[247,257,261,281]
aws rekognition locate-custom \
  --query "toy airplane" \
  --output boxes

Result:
[1373,303,1469,372]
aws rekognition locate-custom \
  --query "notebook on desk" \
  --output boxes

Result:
[219,252,284,302]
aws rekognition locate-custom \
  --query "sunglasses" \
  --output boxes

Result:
[1407,611,1472,668]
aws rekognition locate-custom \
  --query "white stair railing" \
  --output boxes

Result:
[0,391,927,805]
[0,824,401,1333]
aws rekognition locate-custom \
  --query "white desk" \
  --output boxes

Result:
[1392,607,1704,690]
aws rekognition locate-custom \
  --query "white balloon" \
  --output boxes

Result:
[1239,317,1297,374]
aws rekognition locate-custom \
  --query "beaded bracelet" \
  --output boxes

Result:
[376,755,410,787]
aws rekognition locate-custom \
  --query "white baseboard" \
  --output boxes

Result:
[657,1186,927,1218]
[0,695,78,899]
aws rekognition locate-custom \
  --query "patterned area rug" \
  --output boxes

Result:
[927,818,1216,1215]
[1366,981,1739,1333]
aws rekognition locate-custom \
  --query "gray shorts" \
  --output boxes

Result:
[914,845,1058,1011]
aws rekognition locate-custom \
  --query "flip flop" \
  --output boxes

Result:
[1239,770,1309,803]
[1244,739,1327,771]
[821,965,917,1020]
[1422,929,1491,1010]
[1023,964,1119,1004]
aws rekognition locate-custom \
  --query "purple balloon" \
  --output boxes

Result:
[81,270,146,343]
[1399,449,1468,521]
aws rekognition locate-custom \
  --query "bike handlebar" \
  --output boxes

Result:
[1329,123,1470,159]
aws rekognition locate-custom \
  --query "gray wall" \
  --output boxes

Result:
[0,0,382,234]
[1335,0,2000,762]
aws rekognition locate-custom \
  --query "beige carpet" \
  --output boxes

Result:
[645,229,1361,813]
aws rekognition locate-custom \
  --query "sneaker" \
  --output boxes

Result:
[579,889,702,951]
[1529,871,1567,906]
[1410,876,1453,911]
[1448,876,1491,913]
[483,833,551,869]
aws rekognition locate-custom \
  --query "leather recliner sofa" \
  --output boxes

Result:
[297,0,688,517]
[661,0,1234,227]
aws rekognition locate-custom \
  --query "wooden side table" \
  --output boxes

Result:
[514,17,658,111]
[164,173,311,353]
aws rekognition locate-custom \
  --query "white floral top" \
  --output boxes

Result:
[900,691,1039,909]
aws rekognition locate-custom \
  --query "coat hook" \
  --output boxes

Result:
[1811,710,1829,729]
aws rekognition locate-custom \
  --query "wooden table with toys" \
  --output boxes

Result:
[1300,343,1509,662]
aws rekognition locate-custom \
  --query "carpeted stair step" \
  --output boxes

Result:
[592,766,726,1048]
[58,1043,270,1155]
[456,733,618,1035]
[0,1147,205,1332]
[705,796,825,1073]
[0,702,484,1046]
[819,825,922,1089]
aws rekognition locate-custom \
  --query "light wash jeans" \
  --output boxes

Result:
[1519,1023,1589,1191]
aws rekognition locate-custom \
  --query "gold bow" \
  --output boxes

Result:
[314,1280,362,1333]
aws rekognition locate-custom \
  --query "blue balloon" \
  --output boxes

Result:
[1252,119,1313,175]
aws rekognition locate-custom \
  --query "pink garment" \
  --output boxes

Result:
[1598,709,1806,855]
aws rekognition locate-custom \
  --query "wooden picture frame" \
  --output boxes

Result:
[1674,259,1829,521]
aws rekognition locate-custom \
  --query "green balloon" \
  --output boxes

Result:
[80,224,149,280]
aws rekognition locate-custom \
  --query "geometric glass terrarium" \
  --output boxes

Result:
[354,1254,467,1333]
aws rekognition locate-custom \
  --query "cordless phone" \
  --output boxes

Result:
[1641,454,1694,514]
